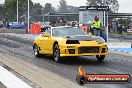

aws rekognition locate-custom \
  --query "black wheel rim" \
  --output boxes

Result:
[34,46,38,55]
[54,45,59,61]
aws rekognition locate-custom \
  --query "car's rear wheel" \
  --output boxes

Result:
[34,44,40,57]
[53,44,61,63]
[96,55,105,62]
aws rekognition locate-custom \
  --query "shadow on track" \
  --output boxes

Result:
[36,55,107,66]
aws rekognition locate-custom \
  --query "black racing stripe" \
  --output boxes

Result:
[66,36,95,41]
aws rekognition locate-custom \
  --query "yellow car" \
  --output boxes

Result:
[33,26,108,62]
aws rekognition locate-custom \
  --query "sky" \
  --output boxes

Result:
[0,0,132,13]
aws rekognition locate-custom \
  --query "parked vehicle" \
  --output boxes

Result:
[10,22,20,29]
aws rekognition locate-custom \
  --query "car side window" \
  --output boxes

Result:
[45,28,51,35]
[52,29,59,36]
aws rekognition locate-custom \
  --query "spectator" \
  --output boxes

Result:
[72,21,76,27]
[6,22,10,29]
[93,16,101,36]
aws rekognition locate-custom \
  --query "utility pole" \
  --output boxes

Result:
[28,0,30,33]
[106,10,108,42]
[17,0,18,22]
[104,0,106,27]
[104,0,108,42]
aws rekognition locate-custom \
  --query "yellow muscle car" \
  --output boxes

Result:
[33,26,108,63]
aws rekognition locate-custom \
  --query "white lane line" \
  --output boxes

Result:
[0,66,32,88]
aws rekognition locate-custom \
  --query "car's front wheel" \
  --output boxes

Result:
[53,44,61,63]
[96,55,105,62]
[34,44,40,57]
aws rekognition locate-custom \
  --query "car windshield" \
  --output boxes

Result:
[52,28,87,37]
[40,22,50,26]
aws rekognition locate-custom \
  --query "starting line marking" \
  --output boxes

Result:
[109,48,132,53]
[0,66,32,88]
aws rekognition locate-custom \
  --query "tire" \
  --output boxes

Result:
[96,55,105,62]
[76,75,86,86]
[53,44,61,63]
[34,44,40,57]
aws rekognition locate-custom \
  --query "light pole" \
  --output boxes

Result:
[17,0,18,22]
[104,0,108,42]
[28,0,30,33]
[104,0,106,27]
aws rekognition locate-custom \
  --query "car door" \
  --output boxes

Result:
[45,29,55,54]
[39,29,55,54]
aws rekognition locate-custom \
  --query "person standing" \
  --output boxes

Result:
[93,16,101,36]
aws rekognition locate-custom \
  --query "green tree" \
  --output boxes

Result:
[2,0,33,21]
[67,5,78,13]
[58,0,78,13]
[58,0,68,12]
[32,3,43,15]
[43,3,55,14]
[0,4,4,20]
[19,0,33,16]
[3,0,16,21]
[86,0,119,13]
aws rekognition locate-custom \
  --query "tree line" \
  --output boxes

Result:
[0,0,119,22]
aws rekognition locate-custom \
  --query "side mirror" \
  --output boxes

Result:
[41,33,51,37]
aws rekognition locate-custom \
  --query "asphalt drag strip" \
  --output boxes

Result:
[0,53,84,88]
[0,33,132,88]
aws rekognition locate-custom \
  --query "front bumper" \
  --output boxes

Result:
[59,44,108,57]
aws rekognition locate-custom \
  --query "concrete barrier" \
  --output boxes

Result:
[0,28,26,34]
[127,32,132,35]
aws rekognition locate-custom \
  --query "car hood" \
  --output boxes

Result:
[64,35,95,41]
[54,35,104,45]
